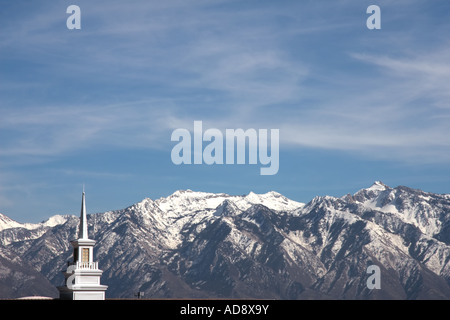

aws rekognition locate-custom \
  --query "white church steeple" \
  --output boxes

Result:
[58,189,108,300]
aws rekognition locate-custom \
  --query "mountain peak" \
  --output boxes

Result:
[213,199,239,216]
[352,181,392,204]
[171,189,194,196]
[0,212,23,231]
[367,181,390,191]
[168,189,230,199]
[263,190,283,197]
[243,190,304,211]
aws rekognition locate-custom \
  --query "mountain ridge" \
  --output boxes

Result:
[0,182,449,299]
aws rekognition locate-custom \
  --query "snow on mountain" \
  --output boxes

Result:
[0,246,58,299]
[120,190,304,250]
[0,184,449,299]
[352,181,449,237]
[0,213,24,231]
[39,215,70,228]
[153,189,303,215]
[0,212,70,233]
[367,180,390,192]
[240,191,304,211]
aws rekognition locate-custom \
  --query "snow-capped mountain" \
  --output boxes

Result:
[0,183,449,299]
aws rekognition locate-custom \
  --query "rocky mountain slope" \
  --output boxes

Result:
[0,182,449,299]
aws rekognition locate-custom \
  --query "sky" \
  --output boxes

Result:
[1,0,450,223]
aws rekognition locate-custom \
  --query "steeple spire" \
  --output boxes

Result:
[78,190,88,239]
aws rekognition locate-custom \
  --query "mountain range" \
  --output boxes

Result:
[0,181,449,299]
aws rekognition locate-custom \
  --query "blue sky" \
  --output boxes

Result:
[1,0,450,223]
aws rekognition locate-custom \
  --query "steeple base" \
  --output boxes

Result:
[58,264,108,300]
[58,286,107,300]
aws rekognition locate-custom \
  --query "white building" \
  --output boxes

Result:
[58,191,108,300]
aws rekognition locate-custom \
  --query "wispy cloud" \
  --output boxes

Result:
[0,100,177,160]
[0,0,311,161]
[3,0,450,165]
[278,43,450,162]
